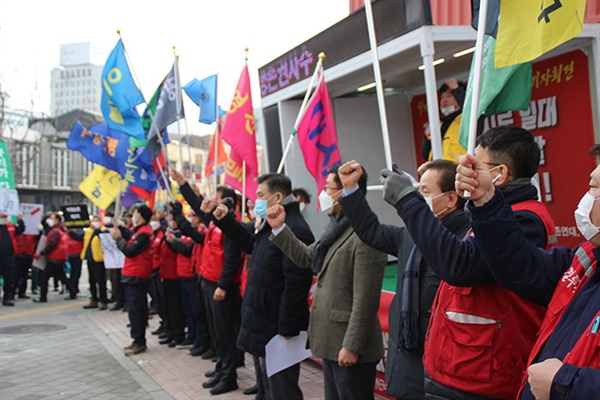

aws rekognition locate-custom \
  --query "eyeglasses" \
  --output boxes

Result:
[481,161,500,167]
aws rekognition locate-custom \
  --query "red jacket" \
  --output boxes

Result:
[200,222,225,283]
[192,224,207,276]
[45,227,68,263]
[176,236,194,279]
[1,223,18,255]
[121,224,153,280]
[151,229,162,271]
[15,234,36,256]
[424,200,557,399]
[64,231,84,256]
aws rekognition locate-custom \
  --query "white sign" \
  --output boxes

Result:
[20,203,44,235]
[32,235,47,271]
[0,188,20,215]
[265,331,312,377]
[99,232,124,269]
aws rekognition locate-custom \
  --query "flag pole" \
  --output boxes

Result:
[214,101,219,197]
[464,0,489,197]
[277,53,325,174]
[114,178,123,218]
[364,0,393,170]
[118,30,174,202]
[173,47,188,183]
[242,161,246,220]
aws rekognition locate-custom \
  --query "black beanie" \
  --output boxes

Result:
[137,205,153,223]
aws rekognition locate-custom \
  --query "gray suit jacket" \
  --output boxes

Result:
[270,223,387,363]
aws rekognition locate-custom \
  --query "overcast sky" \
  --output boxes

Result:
[0,0,349,135]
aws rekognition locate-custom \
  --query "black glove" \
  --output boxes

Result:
[380,163,416,207]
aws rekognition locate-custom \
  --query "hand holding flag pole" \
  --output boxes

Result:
[463,0,489,198]
[276,52,326,174]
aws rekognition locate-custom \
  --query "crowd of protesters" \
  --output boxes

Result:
[1,124,598,400]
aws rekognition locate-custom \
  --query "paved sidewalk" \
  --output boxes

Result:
[0,287,326,400]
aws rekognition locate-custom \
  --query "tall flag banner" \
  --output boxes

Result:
[0,140,20,215]
[296,67,341,196]
[221,65,258,176]
[183,74,218,124]
[146,63,182,159]
[100,39,145,140]
[471,0,500,37]
[225,148,258,202]
[459,35,532,149]
[67,122,158,192]
[494,0,587,68]
[79,166,123,210]
[205,129,228,177]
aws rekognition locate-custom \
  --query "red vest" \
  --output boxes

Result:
[158,235,178,280]
[423,200,557,399]
[519,241,599,396]
[200,222,225,283]
[1,223,18,254]
[121,224,153,279]
[14,233,36,255]
[64,232,84,256]
[176,236,194,279]
[46,227,68,262]
[151,229,162,271]
[192,223,207,276]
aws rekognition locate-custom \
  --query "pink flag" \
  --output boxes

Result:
[296,71,341,195]
[225,147,258,201]
[221,65,258,176]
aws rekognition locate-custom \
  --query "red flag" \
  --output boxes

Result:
[221,65,258,176]
[225,147,257,202]
[296,68,341,195]
[205,129,228,178]
[130,186,156,209]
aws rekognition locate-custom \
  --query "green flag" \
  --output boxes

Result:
[0,139,20,215]
[459,35,532,149]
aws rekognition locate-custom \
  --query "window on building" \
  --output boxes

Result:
[52,148,71,188]
[14,143,40,187]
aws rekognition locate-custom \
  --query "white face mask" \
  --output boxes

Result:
[0,217,7,225]
[488,165,503,185]
[424,192,449,217]
[103,217,112,225]
[132,215,140,226]
[149,221,161,231]
[440,105,457,116]
[574,192,600,241]
[46,218,55,228]
[318,189,341,215]
[91,221,101,229]
[299,202,306,213]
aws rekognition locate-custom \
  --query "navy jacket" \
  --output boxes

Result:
[470,190,600,399]
[215,200,314,357]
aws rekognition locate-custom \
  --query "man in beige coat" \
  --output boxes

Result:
[266,163,387,400]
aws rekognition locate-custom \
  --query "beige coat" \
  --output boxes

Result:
[270,223,387,363]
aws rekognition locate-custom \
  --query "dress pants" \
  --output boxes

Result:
[40,260,72,301]
[67,255,82,294]
[202,279,241,384]
[322,359,378,400]
[163,279,185,340]
[123,282,149,346]
[259,357,303,400]
[0,256,16,300]
[87,260,107,303]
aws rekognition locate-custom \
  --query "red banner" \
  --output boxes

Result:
[412,49,596,248]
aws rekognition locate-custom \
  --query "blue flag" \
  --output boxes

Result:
[67,122,157,191]
[183,74,218,124]
[100,39,145,140]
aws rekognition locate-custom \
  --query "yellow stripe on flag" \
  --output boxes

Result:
[495,0,587,68]
[79,166,124,210]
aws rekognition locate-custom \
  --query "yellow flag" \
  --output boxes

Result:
[495,0,587,68]
[79,166,124,210]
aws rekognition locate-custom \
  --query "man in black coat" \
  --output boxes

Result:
[212,173,314,400]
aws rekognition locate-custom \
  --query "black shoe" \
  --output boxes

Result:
[158,332,169,340]
[201,348,217,360]
[202,375,221,389]
[151,326,164,335]
[168,338,184,348]
[210,381,238,395]
[189,346,208,357]
[18,294,30,299]
[64,296,77,300]
[2,300,15,306]
[158,336,173,345]
[176,338,194,349]
[32,298,47,303]
[204,369,216,378]
[243,385,258,395]
[211,356,218,362]
[110,305,122,311]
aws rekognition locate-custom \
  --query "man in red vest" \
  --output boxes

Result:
[0,212,24,306]
[33,212,74,303]
[378,126,556,399]
[456,145,600,399]
[110,205,154,356]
